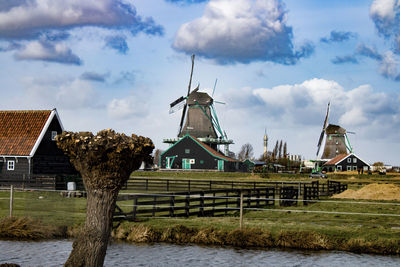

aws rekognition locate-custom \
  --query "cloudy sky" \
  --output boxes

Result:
[1,0,399,165]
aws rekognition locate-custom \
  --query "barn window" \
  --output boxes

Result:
[353,158,357,163]
[51,131,57,141]
[347,166,352,171]
[7,160,15,171]
[337,165,342,171]
[347,158,352,163]
[185,149,190,154]
[353,166,357,171]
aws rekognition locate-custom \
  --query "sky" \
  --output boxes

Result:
[0,0,399,165]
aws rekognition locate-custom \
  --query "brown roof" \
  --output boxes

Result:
[190,135,236,162]
[0,110,51,156]
[324,153,349,165]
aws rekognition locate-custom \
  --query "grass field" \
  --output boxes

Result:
[1,171,400,253]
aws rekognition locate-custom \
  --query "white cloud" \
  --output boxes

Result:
[0,0,163,39]
[223,78,400,137]
[56,79,95,109]
[107,95,148,119]
[173,0,313,64]
[370,0,400,53]
[379,51,400,80]
[21,76,98,110]
[370,0,398,20]
[14,40,81,64]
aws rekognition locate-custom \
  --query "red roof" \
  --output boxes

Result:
[0,110,51,156]
[324,153,349,165]
[190,136,237,162]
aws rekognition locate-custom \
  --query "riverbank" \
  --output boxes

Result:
[112,222,400,255]
[1,215,399,255]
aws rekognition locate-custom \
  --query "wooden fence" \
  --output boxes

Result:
[124,178,346,197]
[113,181,331,221]
[0,174,84,190]
[114,187,276,221]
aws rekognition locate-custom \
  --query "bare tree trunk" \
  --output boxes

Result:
[65,188,118,267]
[56,130,154,267]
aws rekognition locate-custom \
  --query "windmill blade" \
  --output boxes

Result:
[169,101,185,114]
[322,102,330,131]
[212,78,218,97]
[316,130,324,156]
[178,54,195,136]
[170,96,185,108]
[316,102,330,157]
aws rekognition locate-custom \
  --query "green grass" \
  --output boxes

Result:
[2,172,400,254]
[0,190,86,226]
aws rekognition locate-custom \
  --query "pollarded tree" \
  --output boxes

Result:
[56,129,154,267]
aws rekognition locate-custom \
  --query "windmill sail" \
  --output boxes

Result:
[178,54,195,136]
[316,102,330,157]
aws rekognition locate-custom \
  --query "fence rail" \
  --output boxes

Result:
[0,175,84,190]
[125,178,346,197]
[114,187,276,221]
[113,180,337,221]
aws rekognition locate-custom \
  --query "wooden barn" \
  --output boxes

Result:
[0,109,77,187]
[160,135,247,172]
[322,153,370,172]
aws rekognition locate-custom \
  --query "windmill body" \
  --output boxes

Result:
[164,55,233,155]
[316,103,354,162]
[178,90,218,139]
[321,124,347,159]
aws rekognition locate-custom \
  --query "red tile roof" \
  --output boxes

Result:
[324,153,349,165]
[190,136,237,162]
[0,110,51,156]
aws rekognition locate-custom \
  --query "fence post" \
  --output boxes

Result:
[199,192,204,217]
[133,197,137,221]
[239,192,243,229]
[169,196,175,217]
[185,195,190,217]
[9,185,14,217]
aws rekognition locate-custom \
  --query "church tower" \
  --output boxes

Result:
[263,129,268,159]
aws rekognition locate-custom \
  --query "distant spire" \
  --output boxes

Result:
[263,128,268,158]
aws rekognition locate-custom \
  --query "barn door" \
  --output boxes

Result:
[182,158,191,169]
[218,160,224,171]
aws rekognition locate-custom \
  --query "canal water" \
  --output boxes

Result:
[1,240,400,267]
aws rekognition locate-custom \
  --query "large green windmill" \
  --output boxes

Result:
[164,55,233,154]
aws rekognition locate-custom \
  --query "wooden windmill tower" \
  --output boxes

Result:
[164,55,233,155]
[316,102,354,160]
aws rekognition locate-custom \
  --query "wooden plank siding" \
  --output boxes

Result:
[160,135,247,172]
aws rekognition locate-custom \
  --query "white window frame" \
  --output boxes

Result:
[7,160,15,171]
[51,131,58,141]
[347,165,352,171]
[353,158,357,163]
[336,165,342,171]
[353,166,357,171]
[347,158,352,163]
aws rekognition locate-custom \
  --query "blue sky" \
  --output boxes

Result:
[0,0,399,165]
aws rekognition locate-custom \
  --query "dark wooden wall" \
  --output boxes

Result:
[33,116,77,175]
[0,157,30,180]
[161,137,219,170]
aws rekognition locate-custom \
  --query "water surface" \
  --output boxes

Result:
[1,240,399,267]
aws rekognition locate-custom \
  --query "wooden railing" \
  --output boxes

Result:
[114,188,276,221]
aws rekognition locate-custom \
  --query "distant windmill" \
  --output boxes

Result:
[165,55,233,154]
[316,102,355,159]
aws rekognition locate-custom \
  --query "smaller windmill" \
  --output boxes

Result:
[316,102,354,160]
